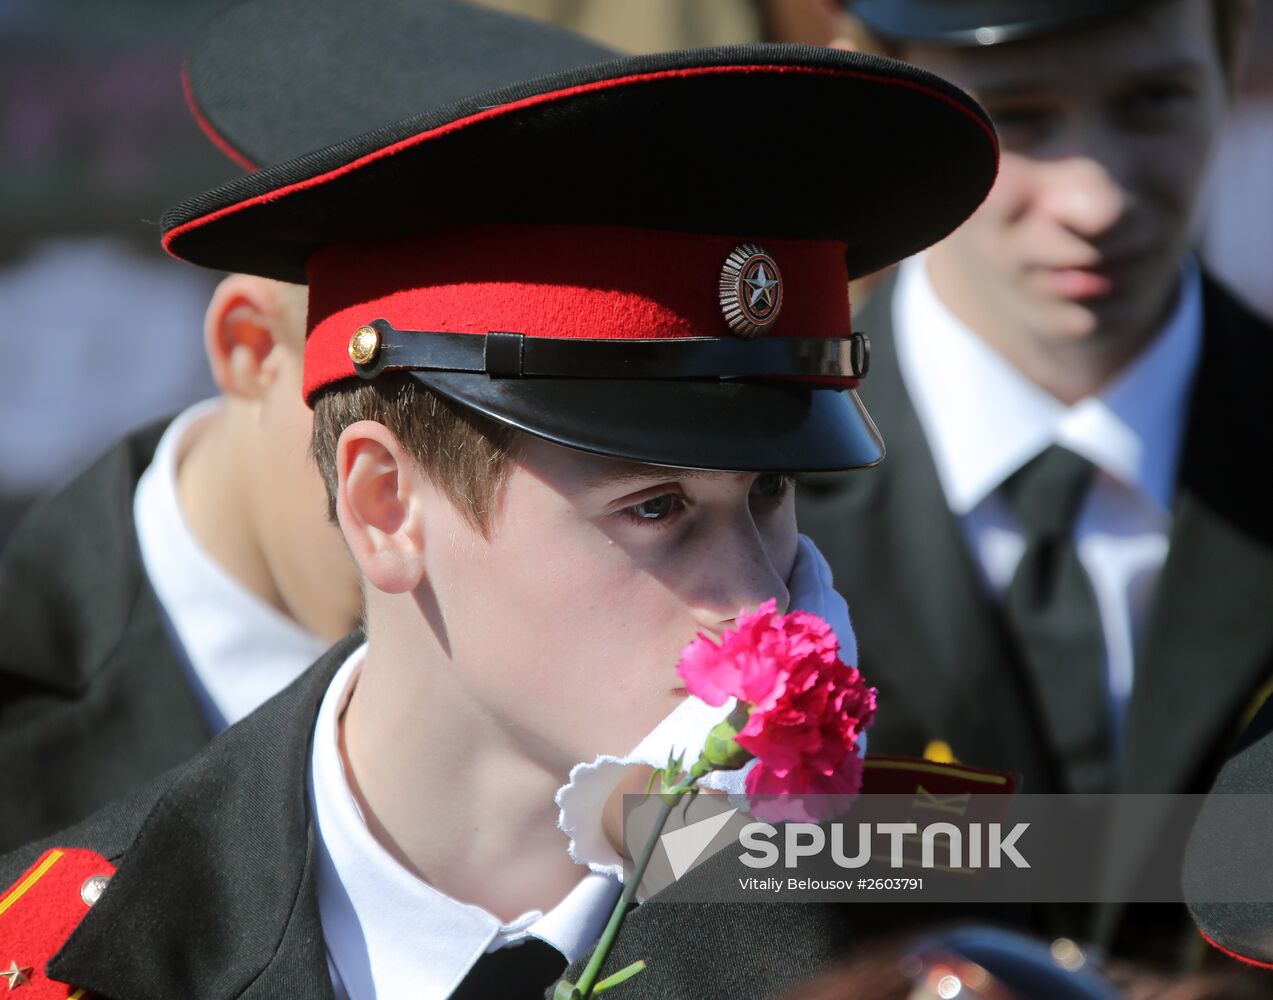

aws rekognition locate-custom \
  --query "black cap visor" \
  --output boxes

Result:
[415,371,883,474]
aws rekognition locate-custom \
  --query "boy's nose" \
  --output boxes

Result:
[691,537,792,637]
[1038,154,1132,241]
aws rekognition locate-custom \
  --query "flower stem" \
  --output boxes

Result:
[684,756,712,785]
[570,777,686,998]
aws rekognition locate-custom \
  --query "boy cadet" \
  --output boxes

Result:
[0,37,997,1000]
[0,0,612,854]
[799,0,1272,800]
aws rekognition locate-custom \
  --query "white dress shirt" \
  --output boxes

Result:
[310,644,622,1000]
[134,399,329,732]
[893,255,1203,730]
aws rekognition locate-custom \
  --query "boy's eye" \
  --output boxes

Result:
[986,106,1056,147]
[629,493,680,520]
[1117,82,1195,127]
[752,473,792,500]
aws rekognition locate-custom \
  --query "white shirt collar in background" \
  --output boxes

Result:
[894,254,1202,516]
[892,255,1204,722]
[310,645,621,1000]
[134,399,328,732]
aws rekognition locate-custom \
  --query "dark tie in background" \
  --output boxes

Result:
[1001,445,1112,793]
[451,937,567,1000]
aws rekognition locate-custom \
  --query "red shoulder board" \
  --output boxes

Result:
[0,848,116,999]
[860,755,1017,796]
[858,756,1017,878]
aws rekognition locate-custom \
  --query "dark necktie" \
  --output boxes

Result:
[450,937,567,1000]
[1000,445,1112,792]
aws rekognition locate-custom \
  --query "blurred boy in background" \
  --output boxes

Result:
[798,0,1271,960]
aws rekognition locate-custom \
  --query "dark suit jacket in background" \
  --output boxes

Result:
[0,634,858,1000]
[0,422,210,854]
[797,272,1273,956]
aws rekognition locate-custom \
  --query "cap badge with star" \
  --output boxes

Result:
[160,42,999,474]
[720,243,783,339]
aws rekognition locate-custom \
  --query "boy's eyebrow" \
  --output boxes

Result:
[973,58,1208,103]
[586,462,723,491]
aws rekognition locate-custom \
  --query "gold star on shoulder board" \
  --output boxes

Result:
[0,961,32,991]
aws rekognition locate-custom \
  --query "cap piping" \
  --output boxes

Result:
[162,62,998,259]
[1199,928,1273,970]
[180,60,259,172]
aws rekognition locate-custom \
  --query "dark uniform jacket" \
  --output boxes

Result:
[0,423,210,854]
[0,633,857,1000]
[797,272,1273,953]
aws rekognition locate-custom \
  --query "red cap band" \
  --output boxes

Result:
[303,223,851,403]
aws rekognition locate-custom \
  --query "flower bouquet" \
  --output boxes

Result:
[554,598,876,999]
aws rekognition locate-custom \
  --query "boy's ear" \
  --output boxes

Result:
[1219,0,1255,96]
[760,0,845,45]
[203,274,295,399]
[336,420,427,594]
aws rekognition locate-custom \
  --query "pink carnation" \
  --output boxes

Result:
[677,599,877,823]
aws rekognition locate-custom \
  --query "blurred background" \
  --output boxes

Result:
[2,0,1271,549]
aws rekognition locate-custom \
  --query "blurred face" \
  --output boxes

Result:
[417,439,800,771]
[910,0,1229,348]
[253,290,361,640]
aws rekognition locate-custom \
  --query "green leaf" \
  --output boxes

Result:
[593,960,647,994]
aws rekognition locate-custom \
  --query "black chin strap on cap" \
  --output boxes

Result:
[350,319,870,384]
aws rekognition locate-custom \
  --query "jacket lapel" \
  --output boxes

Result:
[1120,279,1273,794]
[0,422,176,694]
[0,422,211,852]
[798,277,1057,789]
[47,635,361,1000]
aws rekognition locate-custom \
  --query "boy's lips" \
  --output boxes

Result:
[1043,266,1117,300]
[1033,249,1150,302]
[671,685,690,698]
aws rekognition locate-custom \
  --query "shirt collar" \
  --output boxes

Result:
[309,645,620,1000]
[893,254,1203,516]
[134,399,328,731]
